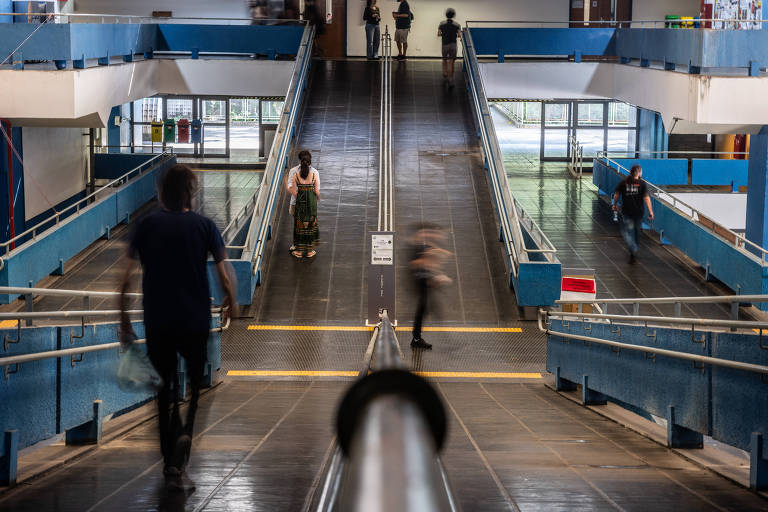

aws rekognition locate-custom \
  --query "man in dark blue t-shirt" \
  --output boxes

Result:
[393,0,412,60]
[120,164,236,491]
[438,8,461,87]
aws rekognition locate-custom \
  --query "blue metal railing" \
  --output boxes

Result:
[539,302,768,490]
[462,28,561,307]
[207,24,314,306]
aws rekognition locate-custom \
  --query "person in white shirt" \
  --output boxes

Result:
[285,150,319,252]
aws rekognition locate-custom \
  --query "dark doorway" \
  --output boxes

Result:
[310,0,346,58]
[570,0,632,26]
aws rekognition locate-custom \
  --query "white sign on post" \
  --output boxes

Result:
[371,234,394,265]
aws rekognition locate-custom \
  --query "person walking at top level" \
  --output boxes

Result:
[613,164,654,264]
[288,156,320,259]
[438,8,461,87]
[120,164,237,492]
[393,0,413,60]
[364,0,381,60]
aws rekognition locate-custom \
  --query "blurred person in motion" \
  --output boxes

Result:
[438,8,461,87]
[409,223,453,350]
[612,164,654,264]
[288,155,320,258]
[363,0,381,60]
[248,0,270,23]
[120,164,237,492]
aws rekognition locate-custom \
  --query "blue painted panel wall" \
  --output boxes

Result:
[0,326,57,458]
[0,0,11,23]
[548,320,711,433]
[608,158,688,185]
[0,320,222,456]
[547,320,768,453]
[157,24,304,55]
[711,332,768,453]
[470,27,616,57]
[93,153,158,181]
[691,159,749,187]
[637,108,667,157]
[22,190,87,245]
[0,24,304,64]
[0,157,174,302]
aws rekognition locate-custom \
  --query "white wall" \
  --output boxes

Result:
[22,128,89,219]
[631,0,700,22]
[73,0,249,18]
[347,0,570,57]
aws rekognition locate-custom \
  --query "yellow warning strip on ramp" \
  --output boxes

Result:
[247,325,523,333]
[227,370,541,379]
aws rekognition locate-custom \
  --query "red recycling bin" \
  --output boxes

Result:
[177,119,190,143]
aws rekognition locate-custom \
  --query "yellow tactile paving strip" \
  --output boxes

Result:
[246,325,523,333]
[227,370,542,379]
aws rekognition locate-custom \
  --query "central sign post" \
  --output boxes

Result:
[367,231,395,324]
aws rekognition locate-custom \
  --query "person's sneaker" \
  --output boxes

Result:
[410,337,432,350]
[171,434,192,472]
[164,465,184,492]
[628,253,637,264]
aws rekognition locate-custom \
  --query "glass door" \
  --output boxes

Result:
[201,98,228,157]
[575,102,606,159]
[541,102,571,161]
[229,98,260,160]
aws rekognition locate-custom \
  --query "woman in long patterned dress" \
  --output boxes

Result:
[288,157,320,258]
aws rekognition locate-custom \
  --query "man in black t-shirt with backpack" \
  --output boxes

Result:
[438,8,461,87]
[613,164,654,264]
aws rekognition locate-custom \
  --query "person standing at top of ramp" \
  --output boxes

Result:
[393,0,413,60]
[119,164,237,492]
[613,164,654,264]
[438,8,461,88]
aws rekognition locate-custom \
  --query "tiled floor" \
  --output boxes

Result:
[495,111,741,319]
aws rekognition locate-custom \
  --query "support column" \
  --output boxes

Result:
[746,126,768,250]
[107,106,121,154]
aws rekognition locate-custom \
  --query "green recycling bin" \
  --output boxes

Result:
[163,119,176,143]
[665,15,680,28]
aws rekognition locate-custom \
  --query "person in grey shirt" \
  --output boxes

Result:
[438,8,461,87]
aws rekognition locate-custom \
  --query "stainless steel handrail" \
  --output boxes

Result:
[556,294,768,305]
[0,286,141,299]
[466,19,768,29]
[0,315,229,368]
[546,310,768,330]
[598,150,750,157]
[250,24,314,275]
[0,12,308,25]
[378,28,393,233]
[463,30,558,268]
[334,311,457,512]
[222,182,264,249]
[0,152,171,255]
[538,310,768,375]
[598,154,768,262]
[568,134,584,178]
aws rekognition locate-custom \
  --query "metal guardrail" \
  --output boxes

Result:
[568,134,584,178]
[538,309,768,375]
[465,19,768,29]
[310,311,457,512]
[462,29,558,277]
[247,24,314,274]
[597,155,768,264]
[0,12,307,25]
[0,152,172,259]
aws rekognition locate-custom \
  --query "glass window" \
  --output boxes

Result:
[230,98,259,158]
[543,129,569,158]
[166,98,193,121]
[133,98,163,123]
[607,129,637,153]
[608,102,637,127]
[544,103,569,127]
[261,100,285,124]
[203,125,227,155]
[575,129,606,158]
[577,103,604,127]
[202,99,226,123]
